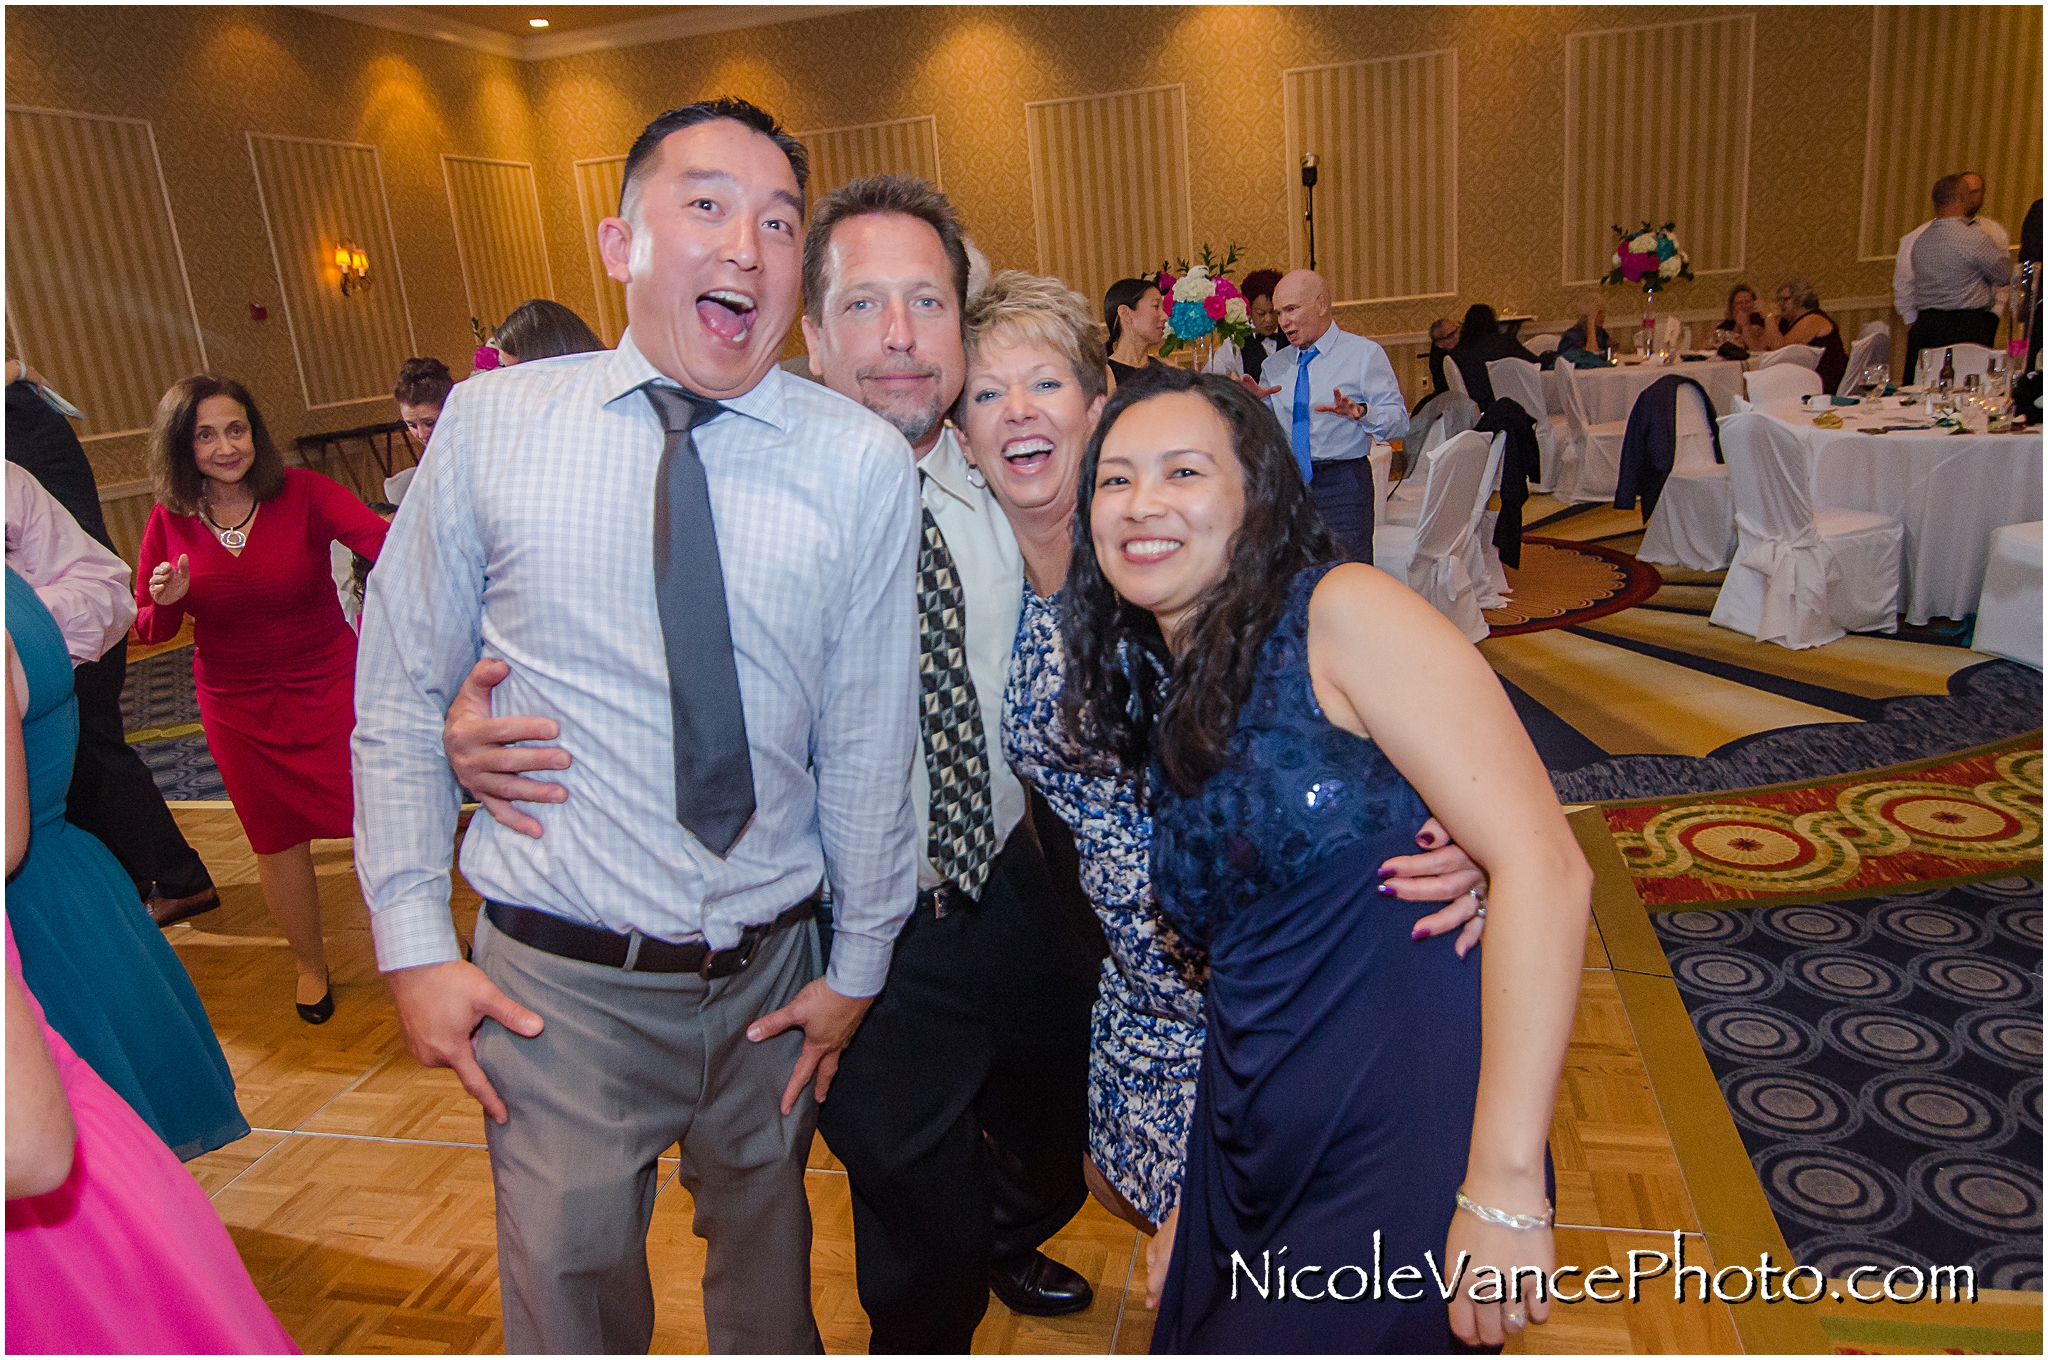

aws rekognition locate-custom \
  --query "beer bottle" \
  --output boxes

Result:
[1938,347,1956,395]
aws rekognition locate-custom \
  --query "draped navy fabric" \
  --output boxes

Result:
[1147,564,1503,1353]
[1612,374,1724,519]
[1151,843,1484,1353]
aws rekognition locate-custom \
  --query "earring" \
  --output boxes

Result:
[964,463,987,489]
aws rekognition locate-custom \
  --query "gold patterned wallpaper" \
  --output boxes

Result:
[5,5,537,485]
[8,3,2040,499]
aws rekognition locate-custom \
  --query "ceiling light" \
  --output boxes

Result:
[529,17,549,26]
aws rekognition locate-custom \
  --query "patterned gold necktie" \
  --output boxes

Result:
[916,492,997,898]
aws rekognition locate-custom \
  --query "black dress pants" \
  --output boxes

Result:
[820,821,1098,1353]
[1904,307,2000,387]
[1311,456,1376,565]
[64,638,213,899]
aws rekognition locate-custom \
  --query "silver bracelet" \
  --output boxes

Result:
[1455,1189,1553,1231]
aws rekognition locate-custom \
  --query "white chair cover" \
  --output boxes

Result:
[1372,429,1492,643]
[1836,329,1891,396]
[1367,442,1394,545]
[1638,388,1735,570]
[1524,333,1564,356]
[1553,360,1626,502]
[1972,522,2043,668]
[1457,432,1511,609]
[1746,365,1824,404]
[1947,343,1997,379]
[1709,413,1903,649]
[1486,358,1560,492]
[1759,345,1822,372]
[1443,358,1471,399]
[1858,319,1891,342]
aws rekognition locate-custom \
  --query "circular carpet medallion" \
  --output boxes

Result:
[1483,537,1662,635]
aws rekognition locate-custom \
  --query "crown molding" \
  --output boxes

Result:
[298,5,870,62]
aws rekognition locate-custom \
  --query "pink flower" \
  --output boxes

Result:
[1212,276,1242,303]
[472,344,501,371]
[1619,250,1657,283]
[1157,272,1177,298]
[1203,294,1228,320]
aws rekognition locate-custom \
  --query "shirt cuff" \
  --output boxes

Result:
[368,896,466,973]
[823,927,896,999]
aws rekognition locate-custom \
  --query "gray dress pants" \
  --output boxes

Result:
[472,909,825,1354]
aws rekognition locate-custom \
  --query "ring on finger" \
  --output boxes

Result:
[1467,885,1487,919]
[1504,1310,1524,1329]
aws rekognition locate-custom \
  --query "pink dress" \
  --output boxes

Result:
[4,924,297,1354]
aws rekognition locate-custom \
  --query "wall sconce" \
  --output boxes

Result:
[334,240,371,296]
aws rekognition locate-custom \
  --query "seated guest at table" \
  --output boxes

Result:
[1203,269,1284,382]
[1105,277,1167,386]
[493,298,605,364]
[137,375,389,1024]
[1718,284,1761,335]
[1449,304,1538,407]
[1742,279,1850,394]
[1558,292,1612,358]
[1904,175,2013,383]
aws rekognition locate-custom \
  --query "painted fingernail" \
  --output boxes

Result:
[1376,865,1397,879]
[1377,883,1396,896]
[1412,927,1428,940]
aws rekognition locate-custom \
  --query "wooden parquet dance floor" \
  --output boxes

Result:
[169,804,1742,1354]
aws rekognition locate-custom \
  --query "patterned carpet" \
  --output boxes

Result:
[1606,738,2042,908]
[1653,878,2042,1294]
[123,644,221,802]
[1483,537,1662,634]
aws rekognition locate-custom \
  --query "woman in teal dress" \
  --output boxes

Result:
[6,568,247,1160]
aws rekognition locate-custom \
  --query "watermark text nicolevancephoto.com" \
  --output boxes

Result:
[1229,1232,1980,1306]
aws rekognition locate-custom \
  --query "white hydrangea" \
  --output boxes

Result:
[1224,296,1248,324]
[1630,233,1657,255]
[1172,266,1216,303]
[1657,253,1683,280]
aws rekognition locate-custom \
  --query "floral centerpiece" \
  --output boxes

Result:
[1603,222,1693,295]
[1148,242,1255,363]
[470,315,504,372]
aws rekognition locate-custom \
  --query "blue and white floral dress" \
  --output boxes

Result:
[1003,582,1204,1226]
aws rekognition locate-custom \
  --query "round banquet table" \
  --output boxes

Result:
[1544,357,1747,424]
[1758,399,2045,625]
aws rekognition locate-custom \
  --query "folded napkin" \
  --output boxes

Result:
[1811,410,1845,429]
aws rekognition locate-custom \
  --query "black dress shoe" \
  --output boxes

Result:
[296,985,335,1025]
[145,886,220,928]
[989,1251,1093,1317]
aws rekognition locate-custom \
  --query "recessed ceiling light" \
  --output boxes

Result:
[529,17,549,27]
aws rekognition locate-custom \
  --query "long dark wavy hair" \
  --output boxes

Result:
[1059,365,1336,801]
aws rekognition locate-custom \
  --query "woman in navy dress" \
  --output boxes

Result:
[1062,366,1590,1352]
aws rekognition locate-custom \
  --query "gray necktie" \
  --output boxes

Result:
[643,382,755,857]
[916,491,996,898]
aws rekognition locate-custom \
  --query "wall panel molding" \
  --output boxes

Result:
[442,155,554,331]
[247,132,417,410]
[1284,50,1457,305]
[1026,84,1192,311]
[795,115,942,201]
[1858,6,2042,261]
[4,106,207,440]
[1562,14,1754,285]
[572,156,628,347]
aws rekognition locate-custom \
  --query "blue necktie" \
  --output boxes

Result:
[1289,344,1319,486]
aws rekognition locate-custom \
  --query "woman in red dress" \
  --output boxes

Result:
[136,375,387,1023]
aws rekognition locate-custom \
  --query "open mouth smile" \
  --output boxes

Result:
[1121,537,1182,564]
[1002,437,1055,473]
[696,288,758,347]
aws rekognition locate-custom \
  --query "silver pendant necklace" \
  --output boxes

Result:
[203,498,257,550]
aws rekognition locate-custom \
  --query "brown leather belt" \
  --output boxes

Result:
[484,894,819,978]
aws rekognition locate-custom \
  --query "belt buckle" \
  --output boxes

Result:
[701,924,763,981]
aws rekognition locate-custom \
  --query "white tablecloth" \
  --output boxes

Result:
[1759,400,2045,625]
[1544,358,1747,425]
